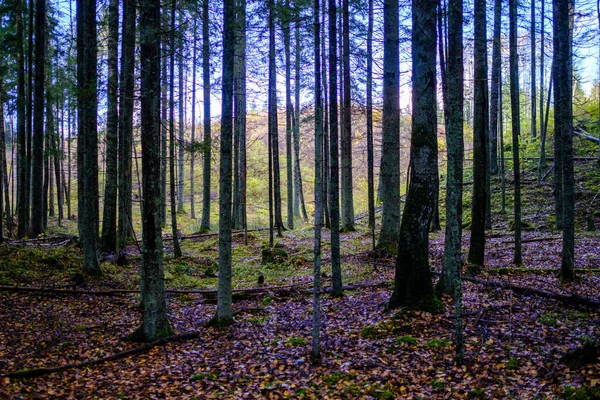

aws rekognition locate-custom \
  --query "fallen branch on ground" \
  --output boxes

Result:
[5,331,200,379]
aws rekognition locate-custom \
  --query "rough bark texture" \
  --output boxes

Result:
[284,0,294,230]
[31,0,46,237]
[340,0,354,232]
[531,0,536,139]
[437,0,463,297]
[489,0,502,176]
[213,0,236,327]
[177,9,185,214]
[16,0,29,238]
[200,0,212,233]
[101,0,119,254]
[77,0,100,275]
[366,0,375,238]
[233,0,247,231]
[538,0,547,179]
[388,0,440,312]
[509,0,523,265]
[377,0,400,253]
[293,13,308,223]
[467,0,488,267]
[118,0,136,248]
[328,0,342,297]
[137,0,172,341]
[554,0,575,281]
[312,0,323,361]
[190,17,198,220]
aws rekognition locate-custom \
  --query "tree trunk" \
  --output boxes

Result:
[53,100,63,226]
[101,0,119,253]
[160,15,168,226]
[554,0,575,281]
[366,0,375,243]
[377,0,400,253]
[212,0,235,327]
[293,11,308,223]
[467,0,488,267]
[232,0,246,232]
[269,0,284,235]
[118,0,136,248]
[509,0,523,265]
[177,10,185,214]
[311,0,323,361]
[77,0,101,275]
[538,0,547,179]
[190,17,197,220]
[489,0,502,176]
[437,0,463,297]
[135,0,172,341]
[16,0,28,238]
[321,2,330,229]
[389,0,440,312]
[531,0,537,139]
[31,0,46,237]
[284,0,294,230]
[340,0,354,232]
[169,1,182,258]
[328,0,342,297]
[200,0,212,233]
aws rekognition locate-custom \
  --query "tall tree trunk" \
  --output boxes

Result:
[117,0,136,248]
[509,0,523,265]
[311,0,323,361]
[321,3,330,229]
[437,0,463,297]
[499,75,506,214]
[389,0,439,312]
[0,95,5,242]
[53,100,63,226]
[293,13,308,223]
[538,0,547,179]
[555,0,575,281]
[284,0,294,230]
[66,99,72,219]
[377,0,400,253]
[31,0,46,236]
[169,1,182,257]
[101,0,119,253]
[366,0,375,243]
[210,0,235,327]
[200,0,212,232]
[467,0,488,267]
[16,0,28,238]
[135,0,172,341]
[177,10,185,214]
[269,0,284,235]
[328,0,342,297]
[190,17,197,220]
[160,17,168,226]
[233,0,246,231]
[531,0,537,138]
[77,0,101,275]
[489,0,502,176]
[340,0,354,232]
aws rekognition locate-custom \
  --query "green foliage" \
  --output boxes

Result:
[430,378,445,389]
[190,372,220,381]
[538,312,557,326]
[261,296,274,306]
[285,335,306,347]
[395,335,418,346]
[470,388,487,399]
[360,320,400,339]
[424,338,450,348]
[507,358,520,370]
[562,385,600,399]
[261,247,289,266]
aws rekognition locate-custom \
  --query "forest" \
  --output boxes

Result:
[1,0,600,397]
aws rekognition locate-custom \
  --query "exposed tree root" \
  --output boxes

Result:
[5,331,200,379]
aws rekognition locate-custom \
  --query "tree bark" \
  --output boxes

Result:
[328,0,342,297]
[489,0,502,176]
[77,0,100,275]
[190,17,198,220]
[136,0,172,340]
[118,0,136,248]
[377,0,400,253]
[200,0,212,233]
[509,0,523,265]
[467,0,488,267]
[284,0,294,230]
[101,0,119,253]
[366,0,375,242]
[554,0,575,281]
[16,0,29,238]
[177,9,185,214]
[437,0,463,297]
[340,0,354,232]
[233,0,246,231]
[531,0,537,139]
[389,0,439,312]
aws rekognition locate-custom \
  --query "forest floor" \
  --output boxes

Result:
[1,161,600,399]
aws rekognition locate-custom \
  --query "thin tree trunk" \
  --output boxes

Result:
[31,0,46,236]
[200,0,212,233]
[177,10,185,214]
[531,0,537,138]
[366,0,375,243]
[53,100,63,226]
[555,0,575,281]
[293,10,307,222]
[437,0,463,297]
[489,0,502,176]
[16,0,28,238]
[190,17,197,220]
[169,1,182,257]
[101,0,119,253]
[233,0,246,231]
[340,0,354,232]
[160,15,168,226]
[509,0,523,265]
[321,3,330,229]
[328,0,342,297]
[284,0,294,230]
[311,0,323,361]
[539,0,546,175]
[118,0,136,248]
[467,0,488,267]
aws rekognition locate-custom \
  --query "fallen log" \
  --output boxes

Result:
[432,271,600,308]
[5,331,200,379]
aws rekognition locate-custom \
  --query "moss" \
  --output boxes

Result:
[126,322,174,343]
[261,247,288,266]
[205,313,234,328]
